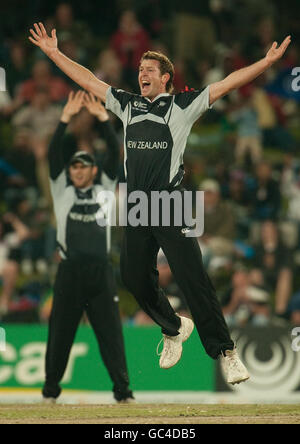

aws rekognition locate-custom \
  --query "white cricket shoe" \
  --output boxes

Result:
[158,316,194,369]
[221,348,250,385]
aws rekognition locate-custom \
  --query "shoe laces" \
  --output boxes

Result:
[156,337,164,357]
[226,351,241,370]
[156,335,173,357]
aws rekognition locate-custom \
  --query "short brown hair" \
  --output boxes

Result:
[140,51,174,94]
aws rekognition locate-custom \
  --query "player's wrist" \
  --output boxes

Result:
[96,113,109,122]
[263,55,273,69]
[61,113,71,123]
[48,47,60,61]
[98,116,109,122]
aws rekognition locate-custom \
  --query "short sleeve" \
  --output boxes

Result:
[49,170,68,200]
[174,86,212,125]
[105,87,133,121]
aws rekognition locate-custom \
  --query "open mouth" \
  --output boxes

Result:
[141,81,151,92]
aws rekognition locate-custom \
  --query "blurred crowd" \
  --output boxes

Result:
[0,0,300,328]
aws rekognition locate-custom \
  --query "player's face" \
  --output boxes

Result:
[138,59,169,100]
[69,163,97,189]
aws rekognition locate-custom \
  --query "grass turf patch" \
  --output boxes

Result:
[0,404,300,423]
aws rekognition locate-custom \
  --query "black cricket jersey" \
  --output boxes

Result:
[105,86,212,193]
[48,120,119,261]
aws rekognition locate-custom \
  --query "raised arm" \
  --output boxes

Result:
[209,36,291,105]
[29,22,109,102]
[84,93,120,180]
[48,90,85,180]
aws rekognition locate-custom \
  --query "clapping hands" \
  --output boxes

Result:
[84,93,109,122]
[61,90,108,123]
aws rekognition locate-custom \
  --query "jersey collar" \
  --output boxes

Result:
[144,93,171,103]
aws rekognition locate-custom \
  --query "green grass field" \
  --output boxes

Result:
[0,404,300,424]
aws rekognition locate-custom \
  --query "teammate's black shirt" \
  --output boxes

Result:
[48,120,119,261]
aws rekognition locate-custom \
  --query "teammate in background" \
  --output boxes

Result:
[29,22,291,385]
[43,90,134,403]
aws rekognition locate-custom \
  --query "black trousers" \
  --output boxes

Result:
[120,225,234,360]
[43,259,132,401]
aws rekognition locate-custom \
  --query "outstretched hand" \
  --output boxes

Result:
[29,22,58,57]
[84,93,109,122]
[61,90,85,123]
[265,36,291,65]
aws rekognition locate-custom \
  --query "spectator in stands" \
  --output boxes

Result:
[0,208,31,316]
[132,0,172,39]
[0,89,15,117]
[222,266,271,326]
[5,42,30,98]
[281,154,300,224]
[12,87,62,141]
[111,10,151,91]
[53,2,93,59]
[173,0,217,85]
[226,169,253,239]
[58,36,83,68]
[228,93,263,167]
[94,49,123,89]
[251,220,293,316]
[198,179,236,270]
[245,16,276,62]
[4,129,38,189]
[251,80,295,152]
[17,60,70,104]
[0,222,8,278]
[250,160,281,221]
[0,158,25,199]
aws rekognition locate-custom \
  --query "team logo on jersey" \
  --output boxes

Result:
[127,140,168,150]
[132,100,148,112]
